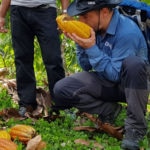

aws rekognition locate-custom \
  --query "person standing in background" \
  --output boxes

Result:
[0,0,69,116]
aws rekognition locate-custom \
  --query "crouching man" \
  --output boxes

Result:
[53,0,149,149]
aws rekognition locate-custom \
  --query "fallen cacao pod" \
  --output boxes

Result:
[9,124,36,143]
[0,138,17,150]
[0,130,11,140]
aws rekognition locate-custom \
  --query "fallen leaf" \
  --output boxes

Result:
[0,108,25,120]
[81,112,124,140]
[26,135,46,150]
[36,141,46,150]
[74,139,104,150]
[74,126,97,132]
[0,68,9,78]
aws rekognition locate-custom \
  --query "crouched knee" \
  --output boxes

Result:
[122,56,146,73]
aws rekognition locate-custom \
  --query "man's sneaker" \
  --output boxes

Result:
[18,107,27,117]
[18,105,36,117]
[121,128,145,150]
[99,104,122,124]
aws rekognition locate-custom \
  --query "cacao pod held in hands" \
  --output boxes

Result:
[56,14,91,38]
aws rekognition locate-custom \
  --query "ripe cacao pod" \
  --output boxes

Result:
[0,138,17,150]
[0,130,11,140]
[56,14,91,38]
[9,124,36,143]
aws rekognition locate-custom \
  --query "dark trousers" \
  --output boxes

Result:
[53,56,148,133]
[10,6,65,108]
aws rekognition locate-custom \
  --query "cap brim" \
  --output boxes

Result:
[67,1,88,16]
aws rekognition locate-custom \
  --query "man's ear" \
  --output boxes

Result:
[101,8,109,17]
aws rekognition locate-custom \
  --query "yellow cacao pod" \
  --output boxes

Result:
[0,138,17,150]
[0,130,11,140]
[9,124,36,143]
[56,14,91,38]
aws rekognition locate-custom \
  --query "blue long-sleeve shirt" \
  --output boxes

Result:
[76,9,148,82]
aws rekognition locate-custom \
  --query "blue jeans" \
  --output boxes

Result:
[10,5,65,108]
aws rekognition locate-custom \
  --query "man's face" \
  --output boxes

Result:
[78,8,113,34]
[78,10,101,32]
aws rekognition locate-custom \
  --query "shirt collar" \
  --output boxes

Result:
[106,9,120,35]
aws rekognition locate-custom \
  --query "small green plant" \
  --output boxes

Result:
[0,87,17,110]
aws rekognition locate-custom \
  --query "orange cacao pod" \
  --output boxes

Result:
[0,138,17,150]
[9,124,36,143]
[0,130,11,140]
[56,14,91,38]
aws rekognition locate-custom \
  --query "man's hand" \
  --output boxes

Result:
[0,17,8,33]
[0,0,11,33]
[65,29,96,49]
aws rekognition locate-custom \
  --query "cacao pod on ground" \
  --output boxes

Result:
[0,130,11,140]
[56,14,91,38]
[9,124,36,143]
[0,138,17,150]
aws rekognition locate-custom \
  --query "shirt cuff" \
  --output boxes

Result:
[85,45,101,58]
